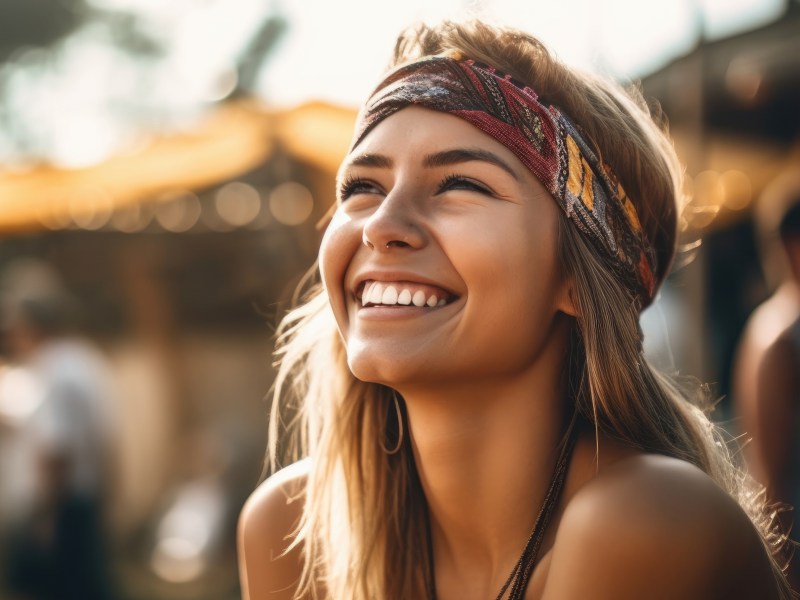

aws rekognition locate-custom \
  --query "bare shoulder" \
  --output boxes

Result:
[762,326,800,378]
[238,459,309,600]
[543,454,780,600]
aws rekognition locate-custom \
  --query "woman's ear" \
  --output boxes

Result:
[556,278,580,318]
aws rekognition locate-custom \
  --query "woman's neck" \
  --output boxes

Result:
[399,342,570,596]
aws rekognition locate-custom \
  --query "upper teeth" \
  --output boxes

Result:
[361,281,448,307]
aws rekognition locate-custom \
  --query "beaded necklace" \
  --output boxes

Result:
[425,421,578,600]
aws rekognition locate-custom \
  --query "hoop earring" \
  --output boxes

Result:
[381,392,404,455]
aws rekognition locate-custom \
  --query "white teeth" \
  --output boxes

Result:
[361,281,451,308]
[369,283,384,304]
[382,285,398,305]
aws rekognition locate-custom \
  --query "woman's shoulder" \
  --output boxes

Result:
[241,458,310,514]
[544,451,780,599]
[238,459,309,600]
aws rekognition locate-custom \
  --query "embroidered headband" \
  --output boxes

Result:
[351,55,657,306]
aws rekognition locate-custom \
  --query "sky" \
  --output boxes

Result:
[176,0,785,107]
[0,0,789,167]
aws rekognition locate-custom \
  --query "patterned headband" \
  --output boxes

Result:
[351,55,657,307]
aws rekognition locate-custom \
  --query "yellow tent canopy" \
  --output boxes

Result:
[0,99,356,234]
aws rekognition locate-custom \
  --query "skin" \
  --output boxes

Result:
[733,236,800,590]
[732,280,800,483]
[239,107,781,599]
[756,331,800,505]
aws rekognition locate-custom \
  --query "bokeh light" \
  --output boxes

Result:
[110,201,154,233]
[155,191,202,233]
[215,182,262,228]
[720,169,753,210]
[269,181,314,226]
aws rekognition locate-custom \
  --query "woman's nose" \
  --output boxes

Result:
[361,193,426,251]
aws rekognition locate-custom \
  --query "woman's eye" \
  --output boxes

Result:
[438,174,492,195]
[338,176,381,201]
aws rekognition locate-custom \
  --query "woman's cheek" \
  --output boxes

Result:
[319,210,360,323]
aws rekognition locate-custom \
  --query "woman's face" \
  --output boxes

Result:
[320,106,574,388]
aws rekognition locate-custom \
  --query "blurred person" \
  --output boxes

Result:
[733,171,800,591]
[239,20,793,599]
[0,258,117,600]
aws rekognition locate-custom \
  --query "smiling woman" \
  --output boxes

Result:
[238,20,794,600]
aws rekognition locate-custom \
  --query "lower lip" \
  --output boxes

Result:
[355,302,455,320]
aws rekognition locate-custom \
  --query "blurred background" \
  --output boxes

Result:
[0,0,798,598]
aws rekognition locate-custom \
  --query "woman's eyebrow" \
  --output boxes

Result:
[343,148,520,181]
[344,153,393,169]
[423,148,520,180]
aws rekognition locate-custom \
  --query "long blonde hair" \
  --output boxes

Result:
[268,20,793,600]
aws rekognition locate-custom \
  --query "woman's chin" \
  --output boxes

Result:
[346,350,431,390]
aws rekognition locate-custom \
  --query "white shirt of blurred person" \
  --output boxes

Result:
[0,260,116,524]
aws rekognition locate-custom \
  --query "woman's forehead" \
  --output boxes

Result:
[342,106,525,173]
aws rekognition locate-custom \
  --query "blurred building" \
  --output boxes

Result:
[640,3,800,418]
[0,97,356,599]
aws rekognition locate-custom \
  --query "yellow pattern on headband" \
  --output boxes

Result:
[566,136,595,212]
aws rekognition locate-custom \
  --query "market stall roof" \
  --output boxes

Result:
[0,100,356,234]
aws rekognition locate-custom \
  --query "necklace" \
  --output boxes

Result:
[425,420,578,600]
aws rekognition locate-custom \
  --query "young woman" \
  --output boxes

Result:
[238,20,794,600]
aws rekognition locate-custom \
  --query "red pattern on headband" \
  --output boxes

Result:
[351,56,657,306]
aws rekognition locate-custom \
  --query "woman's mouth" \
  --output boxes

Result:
[357,280,458,308]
